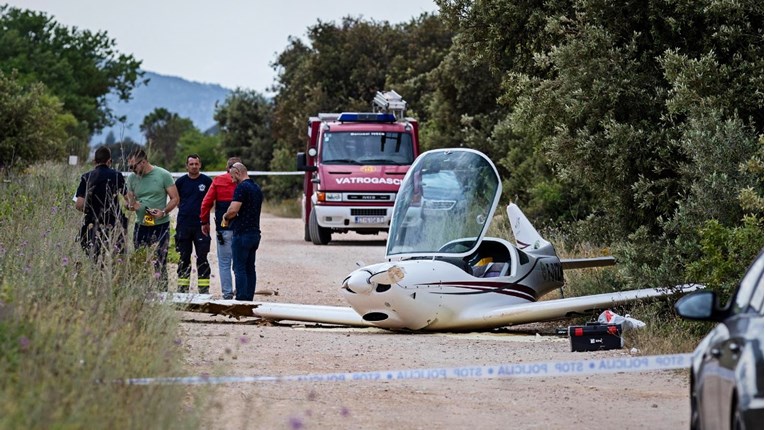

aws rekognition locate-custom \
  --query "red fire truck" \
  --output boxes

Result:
[296,91,420,245]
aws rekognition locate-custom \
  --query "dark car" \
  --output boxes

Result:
[675,250,764,430]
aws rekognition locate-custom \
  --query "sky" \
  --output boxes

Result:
[5,0,439,93]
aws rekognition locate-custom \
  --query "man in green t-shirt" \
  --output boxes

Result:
[126,149,179,290]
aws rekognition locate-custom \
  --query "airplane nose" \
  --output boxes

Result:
[346,269,373,294]
[369,265,405,285]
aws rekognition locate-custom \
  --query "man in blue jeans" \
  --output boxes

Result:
[221,162,263,301]
[200,157,240,299]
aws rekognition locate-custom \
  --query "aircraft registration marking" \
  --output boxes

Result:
[540,261,564,283]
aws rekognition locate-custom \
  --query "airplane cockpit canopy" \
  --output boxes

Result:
[386,148,501,260]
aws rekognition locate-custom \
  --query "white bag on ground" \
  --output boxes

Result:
[598,309,646,330]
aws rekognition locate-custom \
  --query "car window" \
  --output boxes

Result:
[732,252,764,314]
[749,274,763,315]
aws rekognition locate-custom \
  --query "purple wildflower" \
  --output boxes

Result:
[62,256,69,266]
[340,407,350,417]
[19,336,30,352]
[239,336,249,344]
[288,417,303,430]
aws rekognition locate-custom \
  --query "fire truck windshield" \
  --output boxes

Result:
[321,131,414,165]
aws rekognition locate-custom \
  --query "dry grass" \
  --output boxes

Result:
[0,163,208,429]
[263,197,301,218]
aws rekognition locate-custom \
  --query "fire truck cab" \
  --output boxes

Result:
[297,91,420,245]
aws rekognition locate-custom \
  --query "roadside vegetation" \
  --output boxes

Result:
[490,212,761,354]
[263,197,302,219]
[0,165,205,429]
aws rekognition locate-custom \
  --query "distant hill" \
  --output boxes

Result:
[90,71,231,145]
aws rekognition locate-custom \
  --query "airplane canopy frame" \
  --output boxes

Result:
[386,148,502,261]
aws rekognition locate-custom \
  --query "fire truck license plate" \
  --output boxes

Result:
[355,216,385,224]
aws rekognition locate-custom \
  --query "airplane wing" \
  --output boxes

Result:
[170,293,374,327]
[169,285,704,331]
[169,293,258,318]
[252,302,374,327]
[560,256,616,269]
[459,284,704,328]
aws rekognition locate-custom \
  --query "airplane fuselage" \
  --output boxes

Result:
[341,243,564,331]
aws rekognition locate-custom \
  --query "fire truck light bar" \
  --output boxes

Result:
[337,112,397,123]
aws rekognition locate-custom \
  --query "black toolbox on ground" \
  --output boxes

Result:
[568,322,623,352]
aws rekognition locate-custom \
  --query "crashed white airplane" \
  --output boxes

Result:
[175,148,701,331]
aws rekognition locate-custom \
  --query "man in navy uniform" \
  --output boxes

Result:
[174,154,213,293]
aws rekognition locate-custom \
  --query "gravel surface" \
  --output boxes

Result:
[177,213,690,430]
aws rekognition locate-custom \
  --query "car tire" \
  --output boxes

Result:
[309,208,331,245]
[690,377,701,430]
[732,399,746,430]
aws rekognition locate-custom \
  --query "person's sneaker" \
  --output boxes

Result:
[222,295,233,300]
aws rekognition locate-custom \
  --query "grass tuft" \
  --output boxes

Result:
[263,197,301,218]
[0,163,205,429]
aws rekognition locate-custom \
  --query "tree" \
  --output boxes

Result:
[435,0,763,290]
[0,5,145,135]
[269,13,452,197]
[140,108,195,167]
[104,137,142,172]
[103,131,116,147]
[214,89,274,171]
[0,70,76,169]
[271,13,452,150]
[174,129,224,171]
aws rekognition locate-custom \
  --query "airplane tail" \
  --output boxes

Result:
[506,203,552,252]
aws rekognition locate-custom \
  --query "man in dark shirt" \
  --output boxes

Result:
[174,154,213,293]
[222,162,263,301]
[75,146,128,261]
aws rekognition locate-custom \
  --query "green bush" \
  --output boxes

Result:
[685,216,764,300]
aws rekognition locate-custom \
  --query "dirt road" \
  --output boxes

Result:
[178,213,690,430]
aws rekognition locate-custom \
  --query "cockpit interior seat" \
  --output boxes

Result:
[472,263,491,277]
[482,262,509,278]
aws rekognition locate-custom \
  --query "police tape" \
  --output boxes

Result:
[122,353,691,385]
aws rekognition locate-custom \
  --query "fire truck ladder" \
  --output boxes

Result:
[372,90,407,120]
